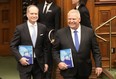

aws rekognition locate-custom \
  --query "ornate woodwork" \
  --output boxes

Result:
[0,0,17,55]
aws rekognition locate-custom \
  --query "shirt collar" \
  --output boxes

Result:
[27,20,37,27]
[70,24,81,33]
[76,4,80,9]
[45,1,53,5]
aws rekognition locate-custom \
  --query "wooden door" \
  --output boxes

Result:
[0,0,17,56]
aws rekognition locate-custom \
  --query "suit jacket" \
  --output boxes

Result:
[52,25,102,77]
[77,4,92,28]
[10,22,48,71]
[38,2,61,66]
[38,2,61,31]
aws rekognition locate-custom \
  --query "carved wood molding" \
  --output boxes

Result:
[96,0,116,1]
[99,0,116,1]
[95,1,116,5]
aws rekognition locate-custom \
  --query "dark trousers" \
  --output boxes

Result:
[63,75,89,79]
[18,59,44,79]
[44,42,53,79]
[44,52,53,79]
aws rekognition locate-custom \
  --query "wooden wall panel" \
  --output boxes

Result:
[92,3,116,33]
[99,9,111,33]
[62,0,72,27]
[2,28,10,44]
[0,0,17,55]
[94,3,116,66]
[96,0,116,1]
[56,0,73,27]
[56,0,64,27]
[16,0,22,25]
[99,41,110,57]
[86,0,95,27]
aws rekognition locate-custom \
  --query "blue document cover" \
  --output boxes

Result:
[19,45,33,64]
[60,48,74,68]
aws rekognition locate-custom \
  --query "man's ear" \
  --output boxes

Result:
[79,18,81,22]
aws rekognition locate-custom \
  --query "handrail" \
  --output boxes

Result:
[102,69,114,79]
[95,16,116,71]
[95,16,116,31]
[95,16,116,42]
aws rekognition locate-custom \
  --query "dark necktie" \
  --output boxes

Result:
[43,4,48,14]
[74,30,79,51]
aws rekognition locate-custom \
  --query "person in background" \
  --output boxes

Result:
[37,0,61,79]
[72,0,92,28]
[31,0,39,5]
[10,5,48,79]
[52,9,102,79]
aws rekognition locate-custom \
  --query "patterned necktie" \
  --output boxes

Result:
[31,26,36,47]
[43,3,48,14]
[74,30,79,51]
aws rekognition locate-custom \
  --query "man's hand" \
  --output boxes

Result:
[58,62,68,70]
[19,57,29,66]
[44,64,48,72]
[95,67,103,76]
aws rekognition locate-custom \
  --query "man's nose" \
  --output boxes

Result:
[70,19,74,22]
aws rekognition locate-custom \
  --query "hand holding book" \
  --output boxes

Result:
[60,48,74,68]
[58,62,68,70]
[19,45,33,65]
[19,57,30,66]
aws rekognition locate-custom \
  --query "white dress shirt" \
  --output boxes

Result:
[27,20,37,58]
[27,20,37,43]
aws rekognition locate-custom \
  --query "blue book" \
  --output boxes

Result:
[19,45,33,64]
[60,48,74,68]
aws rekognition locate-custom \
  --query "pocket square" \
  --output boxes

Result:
[40,34,43,36]
[47,10,52,12]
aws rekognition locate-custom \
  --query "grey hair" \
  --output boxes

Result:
[68,9,80,18]
[26,5,39,13]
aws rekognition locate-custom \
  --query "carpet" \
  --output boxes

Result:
[0,56,19,79]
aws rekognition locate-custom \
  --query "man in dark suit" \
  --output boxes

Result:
[10,5,48,79]
[72,0,92,28]
[37,0,61,79]
[52,9,102,79]
[38,0,61,31]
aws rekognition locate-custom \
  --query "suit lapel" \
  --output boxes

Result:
[41,3,44,13]
[66,26,85,52]
[46,3,54,14]
[66,27,76,51]
[48,3,54,10]
[35,23,40,47]
[24,23,33,45]
[39,3,45,16]
[79,25,85,52]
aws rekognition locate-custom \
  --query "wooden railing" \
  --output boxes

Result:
[101,69,115,79]
[95,16,116,70]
